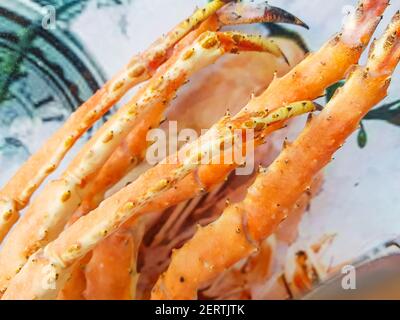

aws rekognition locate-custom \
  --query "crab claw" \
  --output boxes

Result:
[217,1,309,29]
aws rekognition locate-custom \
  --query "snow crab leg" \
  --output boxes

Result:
[150,12,400,299]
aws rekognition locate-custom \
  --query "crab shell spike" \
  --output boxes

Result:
[216,32,288,63]
[216,1,309,29]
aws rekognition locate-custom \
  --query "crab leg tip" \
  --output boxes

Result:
[267,5,310,29]
[216,1,308,29]
[298,19,310,30]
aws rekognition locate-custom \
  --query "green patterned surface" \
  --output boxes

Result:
[0,0,131,181]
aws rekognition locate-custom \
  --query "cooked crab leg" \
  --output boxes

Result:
[0,0,227,242]
[56,254,90,300]
[150,13,400,299]
[276,173,324,245]
[201,235,277,300]
[200,173,323,300]
[69,0,386,237]
[64,46,307,300]
[0,31,286,295]
[84,0,387,219]
[70,0,387,229]
[1,0,388,299]
[53,1,387,300]
[160,0,389,201]
[1,100,318,300]
[13,0,386,298]
[207,0,388,177]
[72,3,310,219]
